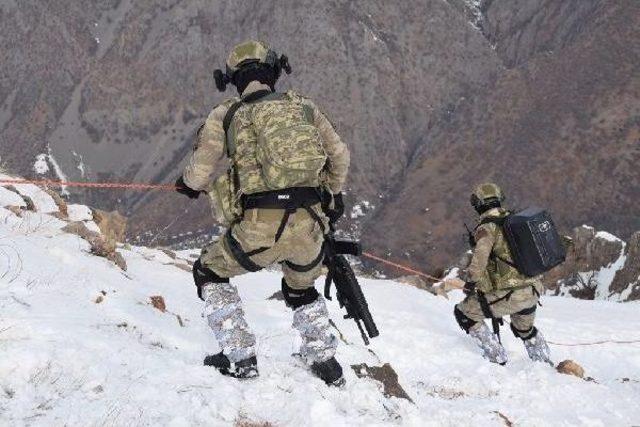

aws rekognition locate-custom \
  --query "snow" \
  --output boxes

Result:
[0,174,59,213]
[351,200,374,219]
[33,154,50,175]
[594,250,627,300]
[0,187,26,207]
[1,188,640,425]
[67,204,93,222]
[595,230,623,243]
[46,145,70,196]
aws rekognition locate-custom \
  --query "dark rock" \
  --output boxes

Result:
[351,363,413,402]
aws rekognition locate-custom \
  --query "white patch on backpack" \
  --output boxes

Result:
[538,221,551,233]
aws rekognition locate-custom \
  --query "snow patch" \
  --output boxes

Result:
[46,145,70,195]
[593,246,627,299]
[351,200,374,219]
[67,204,93,222]
[0,186,27,207]
[33,154,50,175]
[595,231,622,243]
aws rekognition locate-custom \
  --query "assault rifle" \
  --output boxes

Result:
[323,228,379,345]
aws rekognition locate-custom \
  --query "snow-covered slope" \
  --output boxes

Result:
[1,184,640,426]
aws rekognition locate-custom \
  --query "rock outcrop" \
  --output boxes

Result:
[545,226,639,302]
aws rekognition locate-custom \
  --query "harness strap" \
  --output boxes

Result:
[274,209,294,242]
[488,289,514,306]
[224,228,263,272]
[223,90,285,157]
[285,241,326,273]
[515,305,537,316]
[303,205,326,235]
[224,187,326,273]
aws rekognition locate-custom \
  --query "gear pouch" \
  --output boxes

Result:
[208,170,241,226]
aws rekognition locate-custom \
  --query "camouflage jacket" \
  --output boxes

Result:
[468,207,541,293]
[183,81,350,195]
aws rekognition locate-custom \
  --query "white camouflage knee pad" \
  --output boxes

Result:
[292,295,338,365]
[202,282,257,363]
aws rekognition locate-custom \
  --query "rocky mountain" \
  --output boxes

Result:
[1,0,638,274]
[545,226,640,302]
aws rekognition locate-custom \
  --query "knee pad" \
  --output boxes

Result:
[281,279,319,310]
[510,323,538,340]
[454,305,477,334]
[193,259,229,300]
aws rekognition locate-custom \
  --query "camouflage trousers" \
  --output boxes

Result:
[201,205,328,289]
[199,205,337,364]
[456,282,544,339]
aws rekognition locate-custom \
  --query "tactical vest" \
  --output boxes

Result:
[225,91,327,195]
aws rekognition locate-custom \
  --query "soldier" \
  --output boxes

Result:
[453,183,552,365]
[174,41,349,386]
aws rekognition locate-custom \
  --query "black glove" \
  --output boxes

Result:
[463,281,476,296]
[175,176,201,199]
[326,192,345,225]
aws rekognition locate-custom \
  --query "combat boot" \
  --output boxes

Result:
[204,352,259,379]
[311,356,345,386]
[523,329,553,365]
[468,322,508,365]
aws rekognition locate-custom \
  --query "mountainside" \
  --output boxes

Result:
[1,180,640,425]
[366,0,640,271]
[1,0,638,273]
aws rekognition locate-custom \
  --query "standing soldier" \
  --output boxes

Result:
[174,41,349,386]
[453,183,552,365]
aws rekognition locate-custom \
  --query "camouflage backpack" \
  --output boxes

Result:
[224,91,327,195]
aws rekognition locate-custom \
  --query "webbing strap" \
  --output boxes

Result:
[285,241,326,273]
[224,228,263,272]
[222,90,285,157]
[515,305,537,316]
[303,206,326,235]
[488,290,514,306]
[274,209,294,242]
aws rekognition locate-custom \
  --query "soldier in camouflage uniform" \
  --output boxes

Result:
[454,183,552,365]
[174,41,349,385]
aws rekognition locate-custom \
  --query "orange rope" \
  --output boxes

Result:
[0,179,177,191]
[0,178,447,283]
[362,251,442,282]
[548,339,640,346]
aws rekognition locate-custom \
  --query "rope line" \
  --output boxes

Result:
[548,339,640,347]
[0,178,446,283]
[362,251,442,282]
[0,179,177,191]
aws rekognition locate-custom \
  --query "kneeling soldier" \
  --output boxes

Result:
[454,183,552,365]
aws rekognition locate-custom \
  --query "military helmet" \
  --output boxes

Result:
[214,40,291,92]
[470,183,505,209]
[225,40,277,77]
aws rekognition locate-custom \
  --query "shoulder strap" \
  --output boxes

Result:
[476,213,519,270]
[222,90,286,157]
[478,215,508,228]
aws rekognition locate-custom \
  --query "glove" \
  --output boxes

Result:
[463,281,476,296]
[326,192,345,225]
[175,176,202,199]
